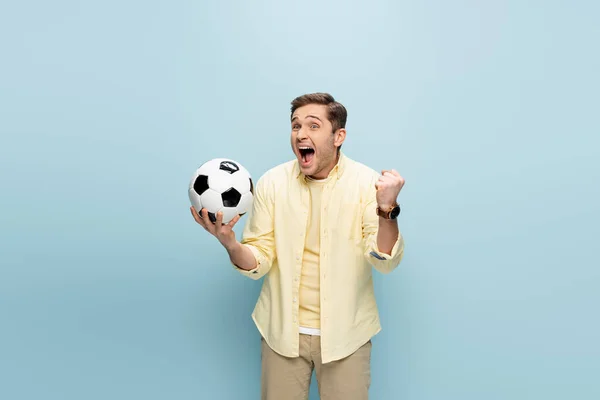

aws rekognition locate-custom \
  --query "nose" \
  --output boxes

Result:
[296,127,308,141]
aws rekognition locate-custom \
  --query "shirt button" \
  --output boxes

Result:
[293,297,297,303]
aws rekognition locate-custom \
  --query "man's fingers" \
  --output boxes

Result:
[191,207,203,224]
[228,214,241,227]
[381,171,404,184]
[201,209,216,234]
[378,175,393,185]
[192,207,215,234]
[198,208,211,229]
[215,211,224,231]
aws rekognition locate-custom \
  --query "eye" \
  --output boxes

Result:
[292,124,300,130]
[311,124,319,129]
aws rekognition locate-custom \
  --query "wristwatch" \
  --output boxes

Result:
[376,202,401,220]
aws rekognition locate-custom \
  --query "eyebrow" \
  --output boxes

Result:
[291,114,323,122]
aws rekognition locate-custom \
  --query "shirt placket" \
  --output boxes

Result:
[319,175,335,345]
[292,180,310,341]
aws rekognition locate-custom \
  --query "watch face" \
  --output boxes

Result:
[390,206,401,219]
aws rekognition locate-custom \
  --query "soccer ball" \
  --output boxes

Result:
[188,158,254,224]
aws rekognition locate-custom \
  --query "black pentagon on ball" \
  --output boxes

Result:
[221,187,242,208]
[207,212,217,223]
[249,178,253,194]
[193,175,209,196]
[219,160,239,174]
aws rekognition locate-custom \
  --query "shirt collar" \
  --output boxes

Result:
[294,150,347,182]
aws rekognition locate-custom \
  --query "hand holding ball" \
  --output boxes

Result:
[188,158,254,225]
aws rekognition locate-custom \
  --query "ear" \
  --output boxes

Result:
[333,128,346,148]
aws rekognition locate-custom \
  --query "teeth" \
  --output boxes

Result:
[299,146,313,150]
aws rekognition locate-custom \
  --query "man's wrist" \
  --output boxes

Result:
[379,215,398,222]
[376,201,400,219]
[224,240,241,254]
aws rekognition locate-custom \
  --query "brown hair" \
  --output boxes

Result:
[290,92,347,132]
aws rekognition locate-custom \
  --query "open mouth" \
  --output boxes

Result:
[298,146,315,165]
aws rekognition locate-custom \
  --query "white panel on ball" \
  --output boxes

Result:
[219,207,238,224]
[229,169,251,194]
[188,188,203,213]
[195,158,225,176]
[236,192,254,215]
[199,189,223,213]
[208,169,236,194]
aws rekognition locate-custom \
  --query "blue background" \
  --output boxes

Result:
[1,1,598,399]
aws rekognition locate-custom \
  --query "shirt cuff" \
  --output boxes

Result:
[232,244,264,277]
[369,234,403,261]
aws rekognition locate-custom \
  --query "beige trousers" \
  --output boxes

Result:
[261,334,372,400]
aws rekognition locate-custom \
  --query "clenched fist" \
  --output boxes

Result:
[375,169,405,209]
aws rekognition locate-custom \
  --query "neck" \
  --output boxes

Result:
[308,151,340,180]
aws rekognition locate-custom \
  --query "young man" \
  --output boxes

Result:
[190,93,405,399]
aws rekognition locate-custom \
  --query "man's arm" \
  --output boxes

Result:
[362,169,405,274]
[190,173,276,279]
[362,198,404,274]
[224,239,257,271]
[234,174,276,279]
[377,217,399,256]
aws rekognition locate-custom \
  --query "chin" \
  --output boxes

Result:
[300,165,315,175]
[303,165,324,179]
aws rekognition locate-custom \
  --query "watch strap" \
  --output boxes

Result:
[377,202,400,219]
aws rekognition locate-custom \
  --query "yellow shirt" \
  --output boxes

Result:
[298,176,329,330]
[234,152,404,364]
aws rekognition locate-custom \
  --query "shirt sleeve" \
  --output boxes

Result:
[361,178,405,274]
[232,174,276,280]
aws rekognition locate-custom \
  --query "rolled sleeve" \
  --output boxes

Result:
[362,175,405,274]
[366,232,404,274]
[232,244,270,280]
[232,174,276,280]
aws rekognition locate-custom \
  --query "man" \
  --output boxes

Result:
[190,93,405,399]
